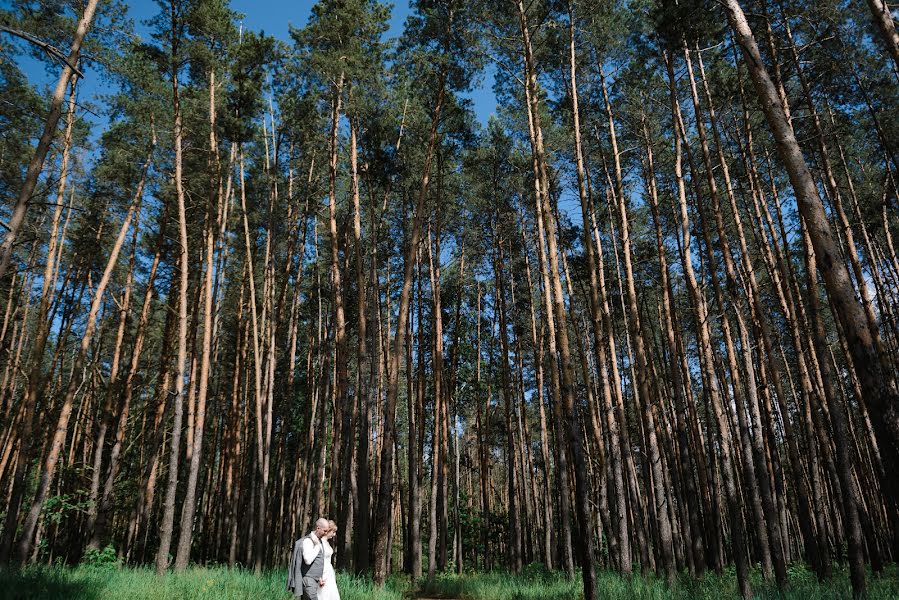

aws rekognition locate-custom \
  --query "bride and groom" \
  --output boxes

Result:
[287,518,342,600]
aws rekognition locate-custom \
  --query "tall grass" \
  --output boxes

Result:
[0,565,409,600]
[418,563,899,599]
[1,563,896,599]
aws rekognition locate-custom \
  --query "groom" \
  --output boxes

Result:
[287,518,330,599]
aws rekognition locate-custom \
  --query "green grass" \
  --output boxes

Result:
[0,565,410,600]
[417,568,581,599]
[1,563,896,599]
[417,563,899,599]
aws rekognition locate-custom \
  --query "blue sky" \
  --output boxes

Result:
[10,0,497,125]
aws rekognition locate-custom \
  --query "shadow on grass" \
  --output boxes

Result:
[0,566,97,600]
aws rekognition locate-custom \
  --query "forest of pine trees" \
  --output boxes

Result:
[0,0,898,598]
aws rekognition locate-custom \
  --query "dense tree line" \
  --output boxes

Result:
[0,0,897,598]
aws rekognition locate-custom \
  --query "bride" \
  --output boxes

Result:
[320,520,341,600]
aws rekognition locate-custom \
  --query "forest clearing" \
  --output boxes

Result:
[0,0,898,598]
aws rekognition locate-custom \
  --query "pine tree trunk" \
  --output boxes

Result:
[516,2,596,594]
[695,47,794,583]
[863,0,899,73]
[494,241,522,573]
[427,221,446,579]
[475,283,492,572]
[521,234,555,571]
[156,3,192,570]
[349,117,371,574]
[733,73,828,576]
[802,225,867,597]
[84,209,139,550]
[90,204,166,551]
[174,68,223,571]
[372,72,445,586]
[568,15,630,575]
[408,250,424,577]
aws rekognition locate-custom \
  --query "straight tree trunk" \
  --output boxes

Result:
[694,47,793,584]
[682,44,776,583]
[236,144,269,573]
[89,198,168,551]
[640,115,705,576]
[520,232,555,571]
[516,3,596,596]
[733,71,828,577]
[802,225,867,597]
[475,283,492,571]
[406,250,422,578]
[325,73,354,574]
[156,0,191,572]
[494,240,522,573]
[84,206,140,548]
[372,71,445,586]
[528,95,574,581]
[174,68,223,570]
[349,116,371,574]
[427,222,446,580]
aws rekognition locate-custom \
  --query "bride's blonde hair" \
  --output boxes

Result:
[327,519,338,534]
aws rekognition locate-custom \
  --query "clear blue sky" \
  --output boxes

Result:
[13,0,497,126]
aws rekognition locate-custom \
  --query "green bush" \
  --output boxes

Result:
[82,544,121,570]
[520,562,552,581]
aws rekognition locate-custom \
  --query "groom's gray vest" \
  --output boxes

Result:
[300,535,324,580]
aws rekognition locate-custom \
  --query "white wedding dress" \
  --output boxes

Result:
[320,539,341,600]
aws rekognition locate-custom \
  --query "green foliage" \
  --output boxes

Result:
[82,545,121,570]
[0,57,42,202]
[648,0,721,50]
[519,562,553,580]
[221,30,278,143]
[290,0,390,90]
[398,0,484,93]
[42,493,92,526]
[1,0,133,76]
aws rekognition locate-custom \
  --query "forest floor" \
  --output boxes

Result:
[1,563,897,599]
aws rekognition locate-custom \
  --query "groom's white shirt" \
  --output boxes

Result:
[302,532,323,565]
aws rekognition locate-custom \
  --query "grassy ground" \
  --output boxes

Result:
[420,564,899,599]
[1,563,897,599]
[0,566,410,600]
